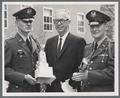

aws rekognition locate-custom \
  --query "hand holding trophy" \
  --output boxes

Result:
[61,58,90,92]
[78,57,90,72]
[64,57,89,92]
[71,57,89,88]
[35,46,56,92]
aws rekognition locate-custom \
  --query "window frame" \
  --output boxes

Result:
[77,13,85,34]
[43,7,53,32]
[4,4,8,29]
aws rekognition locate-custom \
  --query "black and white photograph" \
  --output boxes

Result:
[2,1,119,96]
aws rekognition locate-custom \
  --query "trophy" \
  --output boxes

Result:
[78,57,90,72]
[35,47,56,92]
[68,57,90,91]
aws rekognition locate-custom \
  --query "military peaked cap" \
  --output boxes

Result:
[86,10,111,25]
[13,7,36,19]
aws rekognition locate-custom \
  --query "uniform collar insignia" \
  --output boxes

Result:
[16,33,24,42]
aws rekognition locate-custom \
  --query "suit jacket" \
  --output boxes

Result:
[81,37,114,92]
[5,33,40,92]
[45,33,86,91]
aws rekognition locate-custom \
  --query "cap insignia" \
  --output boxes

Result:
[27,9,32,14]
[91,11,96,18]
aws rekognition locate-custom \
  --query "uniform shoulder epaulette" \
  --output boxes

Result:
[110,41,114,44]
[108,40,114,48]
[5,35,15,41]
[107,37,114,43]
[107,40,114,59]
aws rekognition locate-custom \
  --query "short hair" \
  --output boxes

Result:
[54,9,71,20]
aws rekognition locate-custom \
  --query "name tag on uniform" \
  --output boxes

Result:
[17,50,25,57]
[98,54,108,57]
[98,54,108,63]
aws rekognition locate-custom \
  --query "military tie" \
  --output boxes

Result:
[94,42,98,51]
[90,42,98,57]
[26,37,32,52]
[57,37,62,56]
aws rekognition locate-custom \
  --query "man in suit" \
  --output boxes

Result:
[45,9,86,92]
[5,7,41,92]
[72,10,114,92]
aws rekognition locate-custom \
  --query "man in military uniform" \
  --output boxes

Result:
[72,10,114,92]
[5,7,41,92]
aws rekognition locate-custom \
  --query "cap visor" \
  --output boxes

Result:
[89,22,99,26]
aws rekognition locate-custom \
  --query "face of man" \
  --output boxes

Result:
[90,23,106,41]
[53,12,71,37]
[16,18,34,36]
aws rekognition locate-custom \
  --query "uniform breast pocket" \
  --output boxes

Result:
[97,53,108,63]
[16,50,27,59]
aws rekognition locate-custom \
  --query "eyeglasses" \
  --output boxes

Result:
[53,19,69,24]
[21,19,33,24]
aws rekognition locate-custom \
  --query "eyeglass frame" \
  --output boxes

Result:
[53,19,69,24]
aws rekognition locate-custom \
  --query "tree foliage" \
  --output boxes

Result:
[100,5,115,41]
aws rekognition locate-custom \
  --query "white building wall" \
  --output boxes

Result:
[4,4,100,44]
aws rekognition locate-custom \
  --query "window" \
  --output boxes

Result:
[77,13,85,33]
[4,4,8,29]
[43,7,53,31]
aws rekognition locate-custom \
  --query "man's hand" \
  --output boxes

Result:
[40,83,47,92]
[60,79,77,92]
[24,74,37,85]
[72,71,88,82]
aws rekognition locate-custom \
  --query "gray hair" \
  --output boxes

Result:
[54,9,71,20]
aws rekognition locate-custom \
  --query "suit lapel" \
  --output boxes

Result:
[53,36,59,60]
[91,37,108,59]
[15,33,31,54]
[85,43,94,59]
[57,33,71,58]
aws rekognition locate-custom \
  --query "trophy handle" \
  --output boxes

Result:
[79,58,90,72]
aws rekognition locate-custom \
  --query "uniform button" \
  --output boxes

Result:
[15,85,19,88]
[90,61,93,63]
[101,60,104,63]
[89,67,92,70]
[87,81,90,85]
[33,67,35,71]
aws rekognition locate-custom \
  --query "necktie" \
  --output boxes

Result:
[88,42,98,58]
[26,37,32,52]
[57,37,62,56]
[94,42,98,51]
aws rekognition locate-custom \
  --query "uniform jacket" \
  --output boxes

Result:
[5,33,40,92]
[81,37,114,92]
[45,33,86,91]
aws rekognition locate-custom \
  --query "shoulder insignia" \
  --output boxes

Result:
[5,35,15,41]
[108,41,114,59]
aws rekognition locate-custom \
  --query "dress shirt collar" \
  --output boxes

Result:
[18,32,27,42]
[18,32,31,42]
[57,31,69,50]
[58,31,69,40]
[94,36,107,48]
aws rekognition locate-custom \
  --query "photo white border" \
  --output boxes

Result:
[2,1,119,96]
